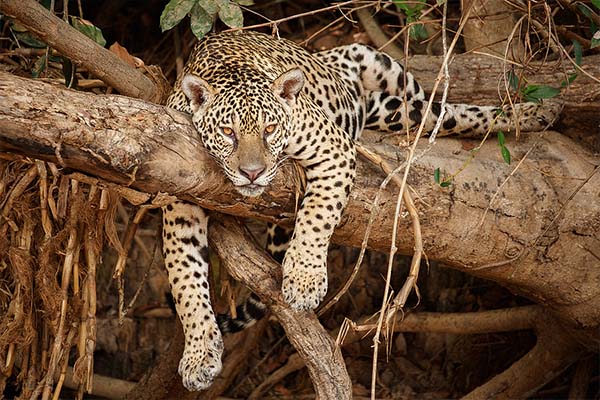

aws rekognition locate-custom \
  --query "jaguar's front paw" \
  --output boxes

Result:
[178,327,224,391]
[282,256,328,311]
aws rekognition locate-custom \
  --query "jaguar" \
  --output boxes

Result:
[162,30,561,390]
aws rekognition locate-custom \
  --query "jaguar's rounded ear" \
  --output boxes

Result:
[181,74,216,112]
[272,68,305,108]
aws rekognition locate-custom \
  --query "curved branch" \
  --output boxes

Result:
[0,0,165,102]
[462,320,585,399]
[208,215,352,399]
[1,71,599,337]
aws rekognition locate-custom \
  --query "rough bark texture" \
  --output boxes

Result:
[461,0,525,59]
[1,49,599,399]
[209,216,352,399]
[405,54,600,149]
[0,70,599,345]
[0,0,166,102]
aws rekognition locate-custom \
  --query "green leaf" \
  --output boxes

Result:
[592,0,600,9]
[573,39,582,65]
[577,3,593,18]
[199,0,219,15]
[235,0,254,5]
[11,23,47,48]
[160,0,196,32]
[190,3,214,40]
[70,17,106,47]
[440,180,452,188]
[592,30,600,49]
[507,70,520,92]
[218,0,243,28]
[409,21,428,41]
[394,0,425,15]
[561,73,578,87]
[393,0,410,12]
[497,130,506,146]
[434,168,440,184]
[522,85,560,101]
[501,145,511,165]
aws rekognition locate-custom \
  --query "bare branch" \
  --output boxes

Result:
[0,0,166,102]
[208,215,352,399]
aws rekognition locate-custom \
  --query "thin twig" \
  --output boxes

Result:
[42,181,79,400]
[226,1,371,33]
[368,2,475,397]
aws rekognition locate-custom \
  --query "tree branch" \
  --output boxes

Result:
[1,71,599,343]
[209,215,352,399]
[0,0,166,102]
[462,317,585,399]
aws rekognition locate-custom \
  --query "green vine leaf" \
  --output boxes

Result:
[497,130,506,146]
[199,0,219,15]
[507,70,520,92]
[70,17,106,47]
[500,146,511,165]
[218,0,243,28]
[190,3,213,39]
[522,85,560,103]
[573,39,583,65]
[160,0,196,32]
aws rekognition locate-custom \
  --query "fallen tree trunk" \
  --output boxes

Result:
[1,71,598,337]
[1,69,599,398]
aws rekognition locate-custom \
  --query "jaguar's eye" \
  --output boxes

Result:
[264,124,277,135]
[220,127,235,137]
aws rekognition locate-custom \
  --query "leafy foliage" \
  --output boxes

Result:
[160,0,253,39]
[434,167,452,187]
[9,22,47,48]
[497,131,511,165]
[70,17,106,47]
[393,0,428,41]
[507,70,560,104]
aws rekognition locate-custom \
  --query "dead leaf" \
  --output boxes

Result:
[109,42,145,68]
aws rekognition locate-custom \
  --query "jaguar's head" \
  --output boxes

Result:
[181,68,304,197]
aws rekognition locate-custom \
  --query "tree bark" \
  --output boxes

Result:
[461,0,525,59]
[0,70,599,346]
[0,0,167,103]
[209,216,353,399]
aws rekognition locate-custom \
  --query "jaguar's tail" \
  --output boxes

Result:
[216,293,268,334]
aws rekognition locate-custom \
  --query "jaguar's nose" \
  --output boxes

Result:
[239,165,266,182]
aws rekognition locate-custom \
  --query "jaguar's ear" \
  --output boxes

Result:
[181,74,215,113]
[272,68,304,107]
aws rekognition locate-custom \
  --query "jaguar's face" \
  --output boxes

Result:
[182,69,304,197]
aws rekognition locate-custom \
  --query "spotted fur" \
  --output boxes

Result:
[161,31,561,391]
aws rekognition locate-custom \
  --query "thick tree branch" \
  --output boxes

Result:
[0,0,165,102]
[209,215,352,399]
[1,72,599,344]
[462,317,585,399]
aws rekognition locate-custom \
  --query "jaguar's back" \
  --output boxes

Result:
[167,31,365,140]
